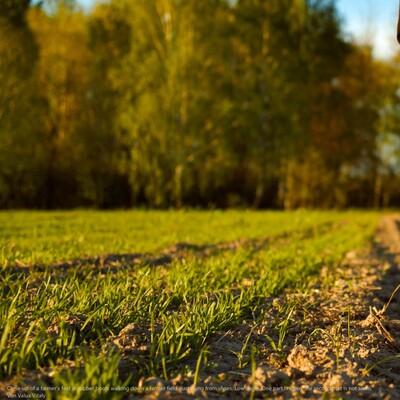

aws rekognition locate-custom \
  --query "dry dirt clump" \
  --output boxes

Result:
[126,216,400,399]
[103,323,163,357]
[45,314,92,344]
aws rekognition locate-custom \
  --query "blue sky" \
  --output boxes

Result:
[78,0,398,59]
[336,0,397,59]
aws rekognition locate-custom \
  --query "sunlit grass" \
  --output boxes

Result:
[0,210,376,266]
[0,210,379,391]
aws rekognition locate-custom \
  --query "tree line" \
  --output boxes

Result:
[1,0,400,209]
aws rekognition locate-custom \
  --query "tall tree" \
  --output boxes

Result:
[0,0,45,207]
[273,0,352,209]
[28,1,92,207]
[80,1,132,207]
[113,0,233,208]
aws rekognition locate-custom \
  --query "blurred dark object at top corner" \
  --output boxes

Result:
[0,0,35,25]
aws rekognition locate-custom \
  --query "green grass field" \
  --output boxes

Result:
[0,210,380,398]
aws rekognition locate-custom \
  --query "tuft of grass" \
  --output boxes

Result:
[309,325,343,371]
[362,354,400,377]
[49,350,130,400]
[266,305,295,353]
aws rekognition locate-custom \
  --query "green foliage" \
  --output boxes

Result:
[0,0,31,25]
[1,0,400,208]
[51,351,129,400]
[0,3,45,208]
